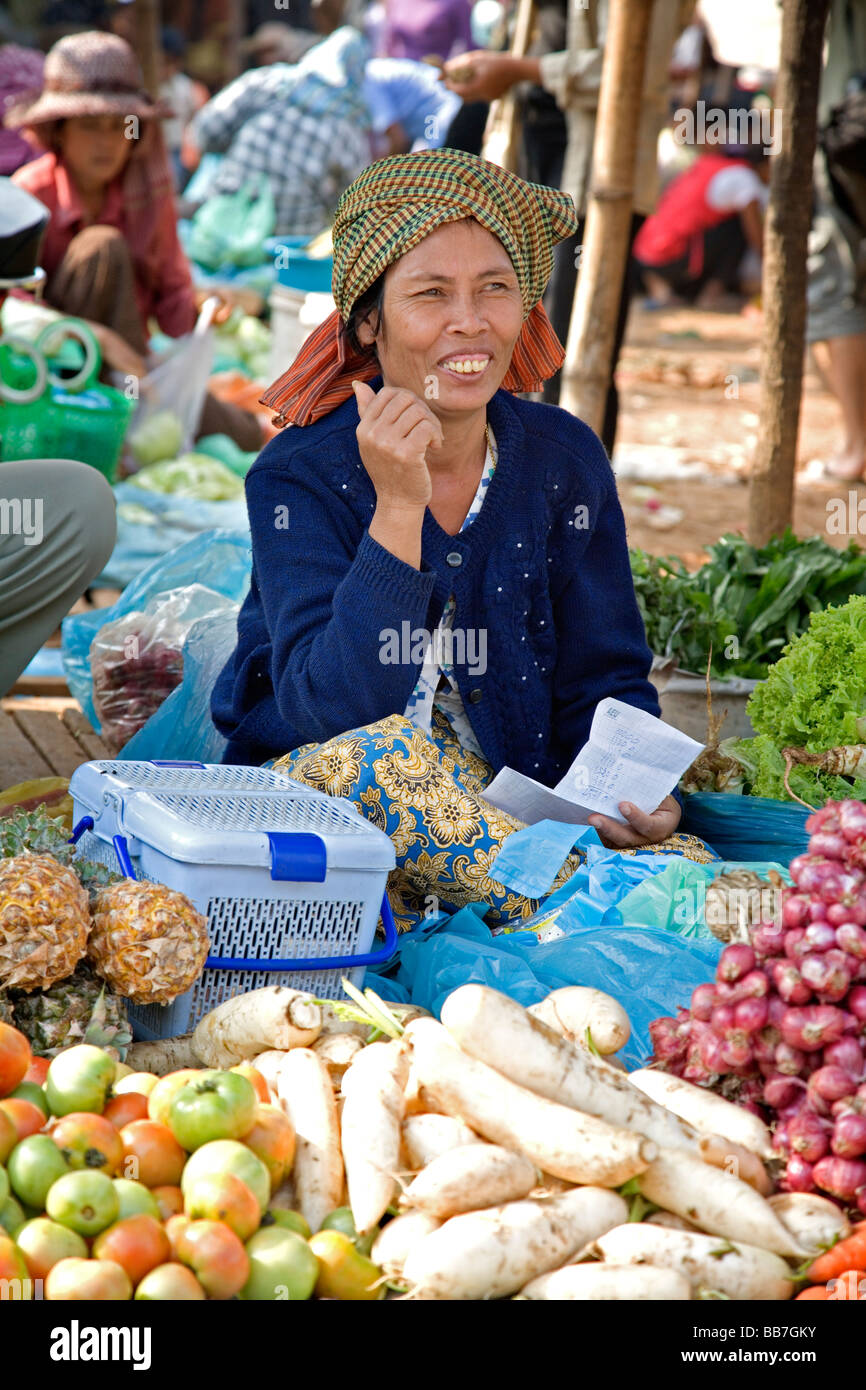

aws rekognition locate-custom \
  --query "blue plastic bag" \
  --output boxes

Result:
[682,791,809,864]
[394,907,722,1068]
[100,484,249,589]
[62,530,251,728]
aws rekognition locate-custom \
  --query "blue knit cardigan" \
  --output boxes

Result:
[212,382,664,782]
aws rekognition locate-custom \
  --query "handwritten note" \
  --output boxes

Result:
[482,698,703,826]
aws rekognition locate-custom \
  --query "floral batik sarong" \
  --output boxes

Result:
[264,712,716,932]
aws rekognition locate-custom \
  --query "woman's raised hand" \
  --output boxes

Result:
[352,380,443,512]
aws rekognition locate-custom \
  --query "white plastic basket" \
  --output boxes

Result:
[69,760,396,1041]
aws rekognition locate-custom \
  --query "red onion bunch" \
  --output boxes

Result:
[649,799,866,1210]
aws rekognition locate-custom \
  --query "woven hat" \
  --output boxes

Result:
[4,32,159,130]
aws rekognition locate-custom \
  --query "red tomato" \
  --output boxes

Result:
[104,1092,149,1129]
[119,1120,186,1187]
[93,1214,171,1287]
[23,1056,50,1086]
[176,1219,250,1300]
[51,1112,124,1174]
[0,1023,31,1099]
[0,1098,45,1142]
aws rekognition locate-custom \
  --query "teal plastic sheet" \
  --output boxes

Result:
[682,790,810,863]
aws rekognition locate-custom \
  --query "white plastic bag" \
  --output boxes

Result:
[125,297,220,467]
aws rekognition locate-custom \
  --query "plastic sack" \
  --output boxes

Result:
[617,856,793,940]
[394,907,722,1068]
[119,602,240,763]
[100,487,249,589]
[187,177,276,271]
[63,530,252,725]
[125,300,219,467]
[682,790,810,864]
[90,584,238,754]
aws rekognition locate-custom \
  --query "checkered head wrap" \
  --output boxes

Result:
[261,148,579,427]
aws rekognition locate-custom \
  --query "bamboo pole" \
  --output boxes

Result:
[559,0,655,435]
[481,0,535,171]
[747,0,831,544]
[133,0,161,100]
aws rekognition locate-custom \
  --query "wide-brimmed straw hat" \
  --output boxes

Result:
[4,32,159,130]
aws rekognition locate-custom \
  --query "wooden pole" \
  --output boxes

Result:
[481,0,535,171]
[747,0,831,544]
[559,0,655,435]
[133,0,161,100]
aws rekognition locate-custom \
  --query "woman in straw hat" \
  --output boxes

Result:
[213,149,714,931]
[7,32,260,448]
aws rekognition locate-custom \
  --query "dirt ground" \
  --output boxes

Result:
[615,300,855,568]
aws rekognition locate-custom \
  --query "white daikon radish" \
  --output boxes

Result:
[637,1148,807,1258]
[277,1047,343,1233]
[629,1068,774,1160]
[521,1263,692,1301]
[439,986,701,1155]
[768,1192,851,1254]
[528,986,630,1055]
[193,986,321,1067]
[406,1019,655,1187]
[401,1144,537,1219]
[696,1133,772,1196]
[403,1187,628,1300]
[371,1212,442,1276]
[403,1113,482,1169]
[594,1225,794,1301]
[312,1032,364,1084]
[341,1039,410,1235]
[645,1211,700,1232]
[253,1049,287,1098]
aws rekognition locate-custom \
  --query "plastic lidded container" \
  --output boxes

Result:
[69,760,396,1040]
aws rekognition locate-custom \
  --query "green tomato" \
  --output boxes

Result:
[9,1083,50,1121]
[45,1170,119,1237]
[181,1140,270,1215]
[239,1227,318,1301]
[0,1194,24,1237]
[0,1165,8,1206]
[168,1071,258,1151]
[45,1045,115,1117]
[319,1206,376,1256]
[264,1208,311,1239]
[7,1135,69,1209]
[113,1178,160,1221]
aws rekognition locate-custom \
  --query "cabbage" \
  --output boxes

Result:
[128,408,184,466]
[132,453,244,501]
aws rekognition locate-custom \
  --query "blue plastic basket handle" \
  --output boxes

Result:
[68,819,399,973]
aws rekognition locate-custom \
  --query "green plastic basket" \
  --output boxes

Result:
[0,319,134,482]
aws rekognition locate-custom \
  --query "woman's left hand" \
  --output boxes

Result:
[588,795,682,849]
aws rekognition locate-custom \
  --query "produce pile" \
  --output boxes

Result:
[651,798,866,1213]
[0,808,209,1051]
[631,530,866,681]
[685,595,866,805]
[4,966,859,1302]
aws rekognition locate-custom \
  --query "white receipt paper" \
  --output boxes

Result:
[482,698,704,826]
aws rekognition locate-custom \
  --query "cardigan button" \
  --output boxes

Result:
[446,551,462,567]
[468,687,483,704]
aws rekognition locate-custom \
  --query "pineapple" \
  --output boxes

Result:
[88,879,210,1005]
[11,964,132,1060]
[0,804,120,903]
[0,853,89,990]
[0,990,13,1025]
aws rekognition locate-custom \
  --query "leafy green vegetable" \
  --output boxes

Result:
[631,530,866,679]
[719,596,866,804]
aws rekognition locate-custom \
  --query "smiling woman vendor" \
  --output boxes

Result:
[212,149,714,929]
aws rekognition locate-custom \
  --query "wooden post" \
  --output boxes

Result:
[558,0,655,435]
[133,0,161,99]
[748,0,831,544]
[481,0,535,171]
